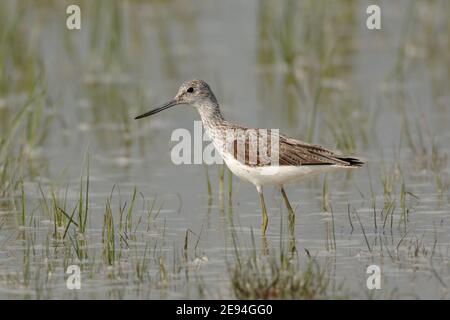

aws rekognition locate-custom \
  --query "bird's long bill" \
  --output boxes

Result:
[134,99,179,120]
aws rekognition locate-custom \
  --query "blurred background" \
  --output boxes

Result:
[0,0,449,299]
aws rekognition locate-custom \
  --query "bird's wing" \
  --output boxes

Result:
[224,126,363,167]
[278,135,363,167]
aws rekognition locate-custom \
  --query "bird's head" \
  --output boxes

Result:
[134,79,218,120]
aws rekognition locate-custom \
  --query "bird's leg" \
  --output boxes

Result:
[280,186,295,217]
[261,234,268,256]
[257,185,268,236]
[280,186,297,255]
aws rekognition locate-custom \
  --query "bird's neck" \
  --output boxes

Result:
[196,101,225,129]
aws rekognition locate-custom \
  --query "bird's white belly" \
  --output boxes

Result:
[222,154,341,187]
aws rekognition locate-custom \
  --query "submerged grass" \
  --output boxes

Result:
[229,234,343,299]
[1,0,450,300]
[0,170,171,298]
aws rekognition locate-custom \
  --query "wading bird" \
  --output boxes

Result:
[135,79,363,236]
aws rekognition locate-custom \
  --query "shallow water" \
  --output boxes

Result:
[0,0,450,299]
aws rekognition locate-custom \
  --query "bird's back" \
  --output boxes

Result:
[206,121,363,168]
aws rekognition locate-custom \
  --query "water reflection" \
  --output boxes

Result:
[0,0,449,299]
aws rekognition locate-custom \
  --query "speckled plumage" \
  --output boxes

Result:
[179,79,363,169]
[135,79,364,236]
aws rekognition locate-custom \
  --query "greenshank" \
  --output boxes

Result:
[135,79,363,236]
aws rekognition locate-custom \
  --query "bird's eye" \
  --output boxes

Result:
[187,87,194,93]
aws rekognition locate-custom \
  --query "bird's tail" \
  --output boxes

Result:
[337,157,365,167]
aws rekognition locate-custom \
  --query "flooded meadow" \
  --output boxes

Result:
[1,0,450,299]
